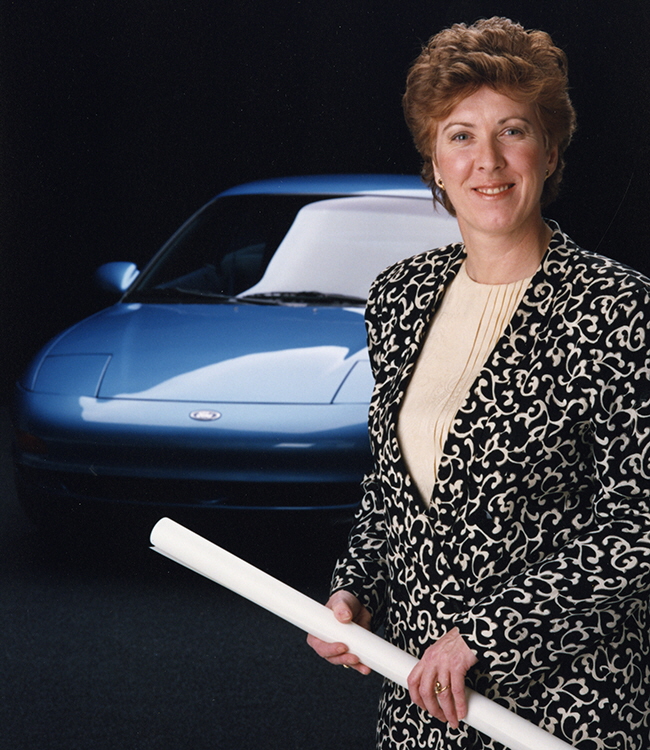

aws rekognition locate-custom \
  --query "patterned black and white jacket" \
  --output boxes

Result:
[332,223,650,749]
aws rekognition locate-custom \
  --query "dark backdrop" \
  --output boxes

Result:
[2,0,649,396]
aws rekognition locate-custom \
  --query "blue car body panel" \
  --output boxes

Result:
[24,303,368,404]
[218,173,432,196]
[13,175,460,518]
[16,305,373,487]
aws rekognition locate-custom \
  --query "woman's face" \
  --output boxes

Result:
[433,87,558,242]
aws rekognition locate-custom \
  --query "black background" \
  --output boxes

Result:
[2,0,649,396]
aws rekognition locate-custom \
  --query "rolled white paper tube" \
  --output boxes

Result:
[150,517,576,750]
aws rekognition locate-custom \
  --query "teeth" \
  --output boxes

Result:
[477,185,511,195]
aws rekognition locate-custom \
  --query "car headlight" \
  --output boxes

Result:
[32,354,112,396]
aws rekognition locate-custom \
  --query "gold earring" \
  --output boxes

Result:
[437,177,445,190]
[545,170,550,180]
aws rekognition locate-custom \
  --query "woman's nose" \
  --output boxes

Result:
[476,138,505,171]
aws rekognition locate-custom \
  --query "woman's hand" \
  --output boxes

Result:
[407,627,478,729]
[306,590,373,675]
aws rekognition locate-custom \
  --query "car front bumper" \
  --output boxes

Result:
[14,390,371,514]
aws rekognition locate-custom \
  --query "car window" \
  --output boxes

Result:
[125,193,461,305]
[125,194,325,301]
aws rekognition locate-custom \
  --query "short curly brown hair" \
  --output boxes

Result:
[403,17,577,214]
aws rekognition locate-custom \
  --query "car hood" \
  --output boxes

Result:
[30,302,371,404]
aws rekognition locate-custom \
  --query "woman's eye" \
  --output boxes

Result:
[503,127,524,137]
[451,133,469,142]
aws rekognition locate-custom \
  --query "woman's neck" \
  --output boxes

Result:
[461,220,552,285]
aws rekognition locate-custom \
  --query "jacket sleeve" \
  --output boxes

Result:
[330,472,389,623]
[454,284,650,688]
[329,270,394,622]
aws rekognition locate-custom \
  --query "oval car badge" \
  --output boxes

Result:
[190,410,222,422]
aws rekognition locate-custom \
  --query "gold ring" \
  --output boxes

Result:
[434,681,449,695]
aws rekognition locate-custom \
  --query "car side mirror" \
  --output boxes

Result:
[94,262,140,294]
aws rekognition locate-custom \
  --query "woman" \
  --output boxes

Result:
[308,17,650,749]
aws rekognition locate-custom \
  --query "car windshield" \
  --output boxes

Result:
[125,193,459,305]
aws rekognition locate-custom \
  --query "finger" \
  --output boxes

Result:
[342,656,373,675]
[330,602,354,623]
[435,680,458,729]
[306,635,347,660]
[451,675,468,724]
[322,646,371,674]
[305,635,372,674]
[408,668,446,723]
[436,674,468,729]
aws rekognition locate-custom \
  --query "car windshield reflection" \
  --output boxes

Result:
[125,193,451,305]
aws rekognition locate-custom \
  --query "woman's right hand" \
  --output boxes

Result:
[306,590,373,675]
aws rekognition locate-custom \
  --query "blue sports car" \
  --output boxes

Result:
[13,175,460,531]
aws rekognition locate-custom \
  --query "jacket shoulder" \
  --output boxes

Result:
[364,243,464,379]
[368,242,465,304]
[552,243,650,315]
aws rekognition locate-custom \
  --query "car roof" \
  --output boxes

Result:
[218,174,431,199]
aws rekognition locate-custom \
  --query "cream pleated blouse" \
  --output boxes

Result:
[397,262,532,505]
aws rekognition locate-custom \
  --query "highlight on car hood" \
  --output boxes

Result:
[23,302,371,405]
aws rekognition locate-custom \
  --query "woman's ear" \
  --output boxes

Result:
[432,159,441,186]
[546,145,559,177]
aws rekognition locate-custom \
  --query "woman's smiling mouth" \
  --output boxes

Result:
[474,184,514,196]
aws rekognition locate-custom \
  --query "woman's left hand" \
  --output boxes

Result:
[407,627,478,729]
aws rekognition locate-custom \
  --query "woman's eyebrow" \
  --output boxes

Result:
[498,116,534,126]
[440,121,474,133]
